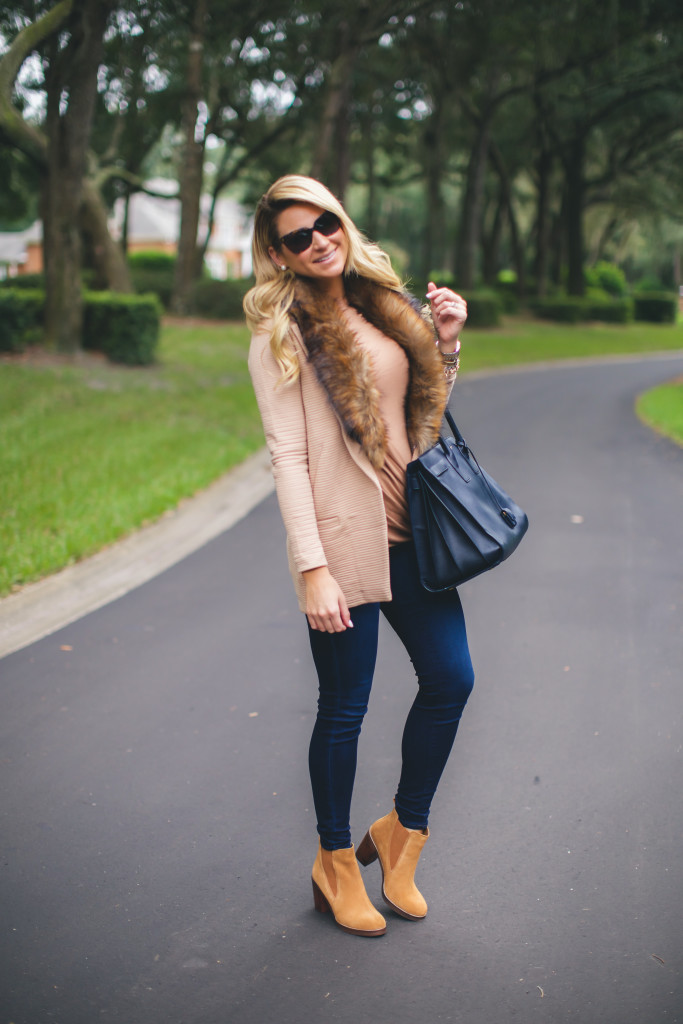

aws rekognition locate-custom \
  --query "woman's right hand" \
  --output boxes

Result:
[303,566,353,633]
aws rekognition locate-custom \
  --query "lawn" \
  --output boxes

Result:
[1,316,681,597]
[636,378,683,446]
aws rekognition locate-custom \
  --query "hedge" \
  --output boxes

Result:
[0,289,45,351]
[532,295,633,324]
[0,273,45,290]
[633,292,678,324]
[129,266,175,309]
[188,277,254,320]
[462,289,501,327]
[83,291,162,365]
[127,250,176,271]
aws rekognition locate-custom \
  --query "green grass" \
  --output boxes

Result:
[1,315,681,597]
[460,317,683,371]
[0,322,263,595]
[636,378,683,446]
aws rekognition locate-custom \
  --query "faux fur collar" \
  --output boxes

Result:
[290,276,448,470]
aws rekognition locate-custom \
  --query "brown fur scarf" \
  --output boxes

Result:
[290,276,448,469]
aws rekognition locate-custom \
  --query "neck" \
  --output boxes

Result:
[309,275,346,302]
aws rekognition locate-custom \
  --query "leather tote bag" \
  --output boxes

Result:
[406,409,528,591]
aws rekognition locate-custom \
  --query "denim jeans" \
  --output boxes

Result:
[307,541,475,850]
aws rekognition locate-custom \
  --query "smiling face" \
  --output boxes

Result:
[268,202,349,293]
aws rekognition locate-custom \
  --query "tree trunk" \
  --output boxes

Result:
[309,37,357,197]
[489,141,525,296]
[456,115,490,289]
[533,146,552,297]
[422,97,446,280]
[482,194,504,286]
[43,0,110,351]
[565,136,585,296]
[171,0,208,314]
[80,180,132,292]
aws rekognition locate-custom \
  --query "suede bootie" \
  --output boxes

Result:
[311,842,387,937]
[356,808,429,920]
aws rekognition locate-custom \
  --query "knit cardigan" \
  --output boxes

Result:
[248,276,451,611]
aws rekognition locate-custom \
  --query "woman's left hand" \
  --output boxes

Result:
[427,282,467,350]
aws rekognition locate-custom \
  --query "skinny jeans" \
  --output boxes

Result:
[307,541,475,851]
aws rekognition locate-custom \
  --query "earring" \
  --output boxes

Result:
[279,265,287,271]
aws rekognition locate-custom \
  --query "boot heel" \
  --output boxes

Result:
[312,878,331,914]
[356,831,378,866]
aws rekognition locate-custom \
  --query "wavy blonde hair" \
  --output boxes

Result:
[243,175,402,384]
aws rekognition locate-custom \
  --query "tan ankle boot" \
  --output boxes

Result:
[356,808,429,920]
[311,842,387,937]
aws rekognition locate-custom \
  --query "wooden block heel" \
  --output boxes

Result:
[355,831,378,866]
[312,878,331,913]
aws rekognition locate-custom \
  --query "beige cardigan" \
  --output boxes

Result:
[248,283,450,612]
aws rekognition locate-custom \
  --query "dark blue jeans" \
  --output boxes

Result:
[307,541,475,850]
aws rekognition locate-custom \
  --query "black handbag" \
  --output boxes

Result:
[406,408,528,591]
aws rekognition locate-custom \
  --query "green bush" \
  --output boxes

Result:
[462,289,501,328]
[497,269,517,284]
[0,272,45,290]
[634,275,663,292]
[0,288,44,351]
[495,281,519,314]
[633,292,678,324]
[531,297,588,323]
[127,249,176,271]
[586,298,633,323]
[428,269,455,288]
[188,277,254,320]
[83,291,161,364]
[129,266,174,308]
[585,261,628,297]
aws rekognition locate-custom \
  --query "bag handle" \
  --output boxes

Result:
[444,408,466,448]
[441,407,518,528]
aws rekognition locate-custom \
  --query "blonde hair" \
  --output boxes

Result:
[243,175,402,384]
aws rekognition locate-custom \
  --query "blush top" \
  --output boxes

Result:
[341,304,413,545]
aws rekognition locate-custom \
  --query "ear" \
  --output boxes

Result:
[268,245,286,271]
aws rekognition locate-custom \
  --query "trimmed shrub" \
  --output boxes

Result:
[462,289,501,328]
[633,292,678,324]
[0,272,45,290]
[188,277,254,320]
[129,267,174,308]
[127,251,176,308]
[0,288,44,351]
[531,297,588,323]
[495,281,519,314]
[586,298,633,323]
[127,249,176,271]
[83,291,161,364]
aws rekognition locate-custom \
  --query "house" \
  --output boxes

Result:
[0,221,43,279]
[109,180,253,278]
[0,182,253,280]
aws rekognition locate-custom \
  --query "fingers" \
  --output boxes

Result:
[307,606,349,633]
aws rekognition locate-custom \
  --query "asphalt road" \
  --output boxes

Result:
[1,355,682,1024]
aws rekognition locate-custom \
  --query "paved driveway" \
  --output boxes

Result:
[1,355,681,1023]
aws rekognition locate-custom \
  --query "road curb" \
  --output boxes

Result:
[0,448,275,660]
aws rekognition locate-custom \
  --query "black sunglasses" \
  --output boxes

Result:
[279,211,342,255]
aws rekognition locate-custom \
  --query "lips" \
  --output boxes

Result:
[313,250,336,264]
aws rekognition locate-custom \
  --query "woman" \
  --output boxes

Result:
[244,175,474,938]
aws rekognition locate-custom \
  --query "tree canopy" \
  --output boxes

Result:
[0,0,681,346]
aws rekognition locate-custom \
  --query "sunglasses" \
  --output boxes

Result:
[279,211,342,255]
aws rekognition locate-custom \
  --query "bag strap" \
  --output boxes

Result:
[442,407,518,527]
[444,408,466,448]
